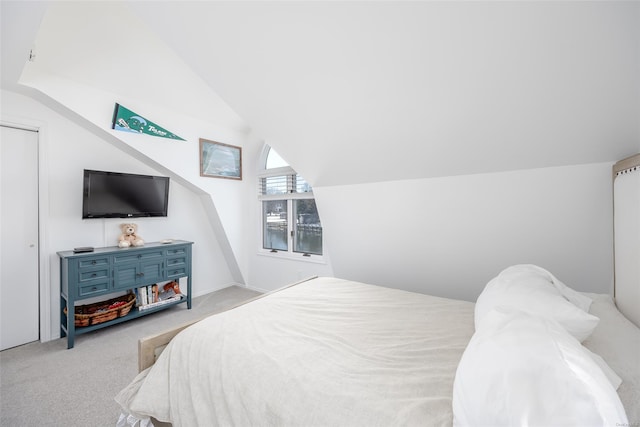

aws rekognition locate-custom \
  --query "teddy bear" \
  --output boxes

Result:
[118,223,145,248]
[163,281,182,295]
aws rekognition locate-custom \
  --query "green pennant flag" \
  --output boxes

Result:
[111,103,185,141]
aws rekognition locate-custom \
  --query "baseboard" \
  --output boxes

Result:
[242,283,269,293]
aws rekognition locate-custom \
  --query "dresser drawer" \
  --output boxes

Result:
[166,247,187,257]
[78,281,109,297]
[166,256,186,268]
[78,268,109,283]
[167,267,187,279]
[78,257,110,268]
[114,250,164,264]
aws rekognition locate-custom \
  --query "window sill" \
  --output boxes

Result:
[257,250,327,264]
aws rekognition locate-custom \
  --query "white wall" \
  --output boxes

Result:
[315,162,614,302]
[247,255,333,293]
[15,69,331,293]
[0,88,620,340]
[15,1,254,285]
[8,1,629,301]
[1,89,237,340]
[18,66,249,285]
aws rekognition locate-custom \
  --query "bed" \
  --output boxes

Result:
[116,155,640,427]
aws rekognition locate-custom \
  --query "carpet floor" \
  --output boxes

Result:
[0,285,261,427]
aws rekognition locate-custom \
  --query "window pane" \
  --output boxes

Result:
[294,199,323,255]
[261,175,289,195]
[263,200,288,251]
[266,147,289,169]
[295,175,312,193]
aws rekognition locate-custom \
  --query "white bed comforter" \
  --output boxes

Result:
[116,277,475,427]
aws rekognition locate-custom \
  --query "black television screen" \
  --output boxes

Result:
[82,169,169,218]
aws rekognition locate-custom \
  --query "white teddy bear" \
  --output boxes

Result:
[118,223,145,248]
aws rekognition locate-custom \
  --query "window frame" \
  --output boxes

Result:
[257,147,325,263]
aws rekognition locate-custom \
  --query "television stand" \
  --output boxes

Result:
[58,240,193,349]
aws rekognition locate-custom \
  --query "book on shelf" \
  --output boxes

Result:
[139,286,148,306]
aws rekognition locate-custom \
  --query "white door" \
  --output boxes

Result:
[0,125,39,350]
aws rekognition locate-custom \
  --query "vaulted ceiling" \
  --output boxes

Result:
[3,1,639,187]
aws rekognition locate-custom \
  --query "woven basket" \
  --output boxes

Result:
[65,293,136,327]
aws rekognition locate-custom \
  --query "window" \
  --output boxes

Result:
[259,146,323,257]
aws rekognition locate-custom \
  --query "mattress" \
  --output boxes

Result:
[116,277,475,426]
[116,277,640,426]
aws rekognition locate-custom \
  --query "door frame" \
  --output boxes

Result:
[0,117,51,342]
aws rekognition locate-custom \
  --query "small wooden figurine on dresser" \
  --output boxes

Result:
[118,223,145,248]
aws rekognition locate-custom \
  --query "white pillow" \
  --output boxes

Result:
[499,264,593,312]
[453,309,628,427]
[475,267,599,342]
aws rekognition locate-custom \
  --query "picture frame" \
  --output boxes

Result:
[199,138,242,180]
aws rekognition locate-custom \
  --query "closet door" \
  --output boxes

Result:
[0,125,39,350]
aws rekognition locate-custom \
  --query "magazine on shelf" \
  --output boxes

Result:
[137,294,183,311]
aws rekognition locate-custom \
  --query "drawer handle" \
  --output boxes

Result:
[91,260,97,265]
[173,270,180,274]
[91,273,97,278]
[136,272,145,277]
[92,287,97,291]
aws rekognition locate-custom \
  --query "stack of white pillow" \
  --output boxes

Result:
[452,264,628,426]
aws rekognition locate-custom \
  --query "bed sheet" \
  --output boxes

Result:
[583,293,640,424]
[116,277,475,427]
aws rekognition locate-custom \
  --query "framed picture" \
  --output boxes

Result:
[199,138,242,180]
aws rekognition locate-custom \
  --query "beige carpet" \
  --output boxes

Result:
[0,285,261,427]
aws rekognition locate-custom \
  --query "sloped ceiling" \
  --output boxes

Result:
[127,1,640,187]
[0,1,47,93]
[3,1,247,134]
[3,1,640,187]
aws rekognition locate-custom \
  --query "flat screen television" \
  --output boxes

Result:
[82,169,169,218]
